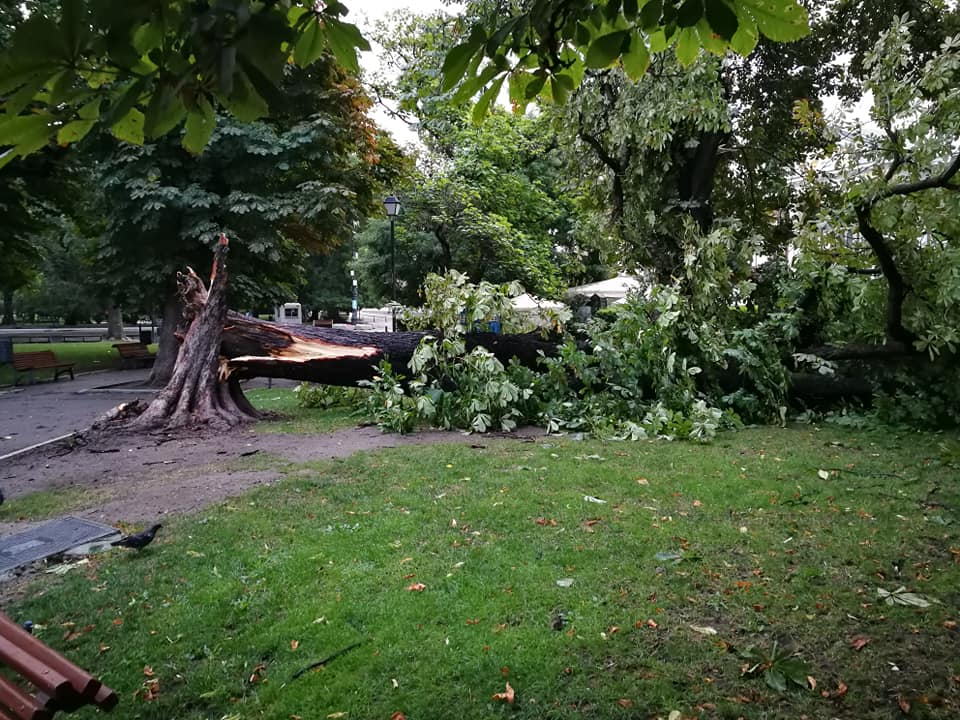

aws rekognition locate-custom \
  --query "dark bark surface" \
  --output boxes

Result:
[129,236,260,431]
[220,318,561,387]
[149,294,182,386]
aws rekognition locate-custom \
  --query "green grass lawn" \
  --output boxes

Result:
[6,425,959,719]
[246,387,364,434]
[0,341,156,386]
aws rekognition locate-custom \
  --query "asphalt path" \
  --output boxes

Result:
[0,369,156,460]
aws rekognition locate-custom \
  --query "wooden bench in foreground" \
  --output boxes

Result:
[12,352,75,386]
[0,612,118,718]
[112,343,156,369]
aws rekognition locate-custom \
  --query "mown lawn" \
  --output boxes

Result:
[246,387,362,434]
[7,425,959,720]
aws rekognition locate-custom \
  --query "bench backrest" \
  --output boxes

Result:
[12,351,58,369]
[113,343,151,356]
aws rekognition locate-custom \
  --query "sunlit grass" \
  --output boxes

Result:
[7,426,959,719]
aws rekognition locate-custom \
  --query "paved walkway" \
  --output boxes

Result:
[0,369,157,459]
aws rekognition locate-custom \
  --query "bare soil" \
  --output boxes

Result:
[0,423,543,528]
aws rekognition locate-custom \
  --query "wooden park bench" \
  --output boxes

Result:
[0,612,118,718]
[112,343,155,369]
[12,352,75,386]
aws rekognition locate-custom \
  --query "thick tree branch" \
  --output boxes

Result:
[882,148,960,198]
[854,203,915,345]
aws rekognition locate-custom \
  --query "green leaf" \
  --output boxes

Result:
[111,107,145,145]
[585,30,629,69]
[0,113,54,147]
[623,0,639,21]
[102,76,149,127]
[293,16,325,67]
[60,0,90,58]
[325,18,368,74]
[2,73,50,116]
[507,71,535,106]
[442,42,480,92]
[704,0,738,39]
[765,668,787,692]
[675,26,699,65]
[729,3,759,55]
[144,84,187,139]
[648,28,671,53]
[621,35,650,80]
[132,21,164,55]
[677,0,704,27]
[182,96,215,154]
[639,0,664,29]
[740,0,809,42]
[472,76,504,123]
[0,113,54,168]
[56,118,95,145]
[548,75,568,104]
[78,98,101,120]
[525,74,546,100]
[220,70,268,122]
[453,64,498,104]
[696,18,728,54]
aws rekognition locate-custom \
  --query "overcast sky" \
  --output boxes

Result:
[351,0,459,146]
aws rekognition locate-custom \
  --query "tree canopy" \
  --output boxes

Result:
[0,0,812,162]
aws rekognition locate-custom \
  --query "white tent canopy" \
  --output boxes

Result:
[511,293,565,311]
[566,274,642,301]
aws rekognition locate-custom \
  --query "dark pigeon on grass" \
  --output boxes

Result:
[111,524,162,551]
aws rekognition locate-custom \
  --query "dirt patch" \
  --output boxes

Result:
[0,423,544,528]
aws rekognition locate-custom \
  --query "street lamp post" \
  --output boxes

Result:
[383,195,401,331]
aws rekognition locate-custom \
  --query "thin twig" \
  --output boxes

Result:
[290,641,365,680]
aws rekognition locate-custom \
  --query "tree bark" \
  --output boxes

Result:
[105,306,124,340]
[128,236,260,431]
[219,318,561,387]
[1,290,13,326]
[854,203,916,345]
[149,293,183,386]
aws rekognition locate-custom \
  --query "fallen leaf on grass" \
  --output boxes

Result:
[877,586,938,607]
[290,640,299,650]
[898,695,910,714]
[817,469,830,480]
[492,682,515,703]
[617,698,633,708]
[406,583,426,592]
[143,666,155,677]
[850,636,870,651]
[943,620,957,630]
[535,517,558,526]
[391,713,406,720]
[807,676,817,690]
[326,713,348,719]
[689,625,718,636]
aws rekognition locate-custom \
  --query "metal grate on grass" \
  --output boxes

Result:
[0,517,118,575]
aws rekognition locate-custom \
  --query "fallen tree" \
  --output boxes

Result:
[121,238,562,431]
[122,239,941,434]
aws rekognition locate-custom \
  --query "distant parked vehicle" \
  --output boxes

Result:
[275,303,302,325]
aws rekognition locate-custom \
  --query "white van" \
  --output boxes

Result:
[275,303,302,325]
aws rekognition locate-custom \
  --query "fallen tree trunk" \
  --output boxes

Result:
[219,315,561,386]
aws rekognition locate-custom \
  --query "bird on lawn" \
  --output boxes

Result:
[111,524,162,551]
